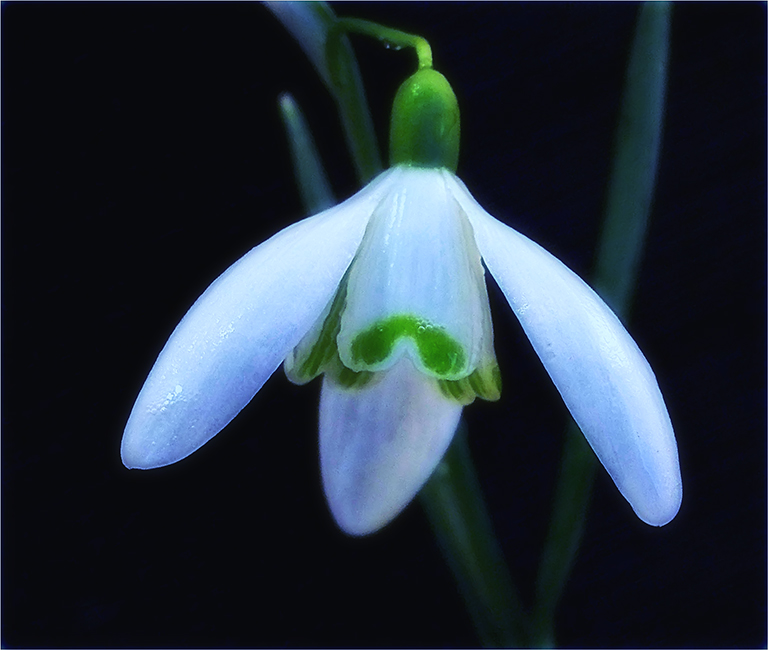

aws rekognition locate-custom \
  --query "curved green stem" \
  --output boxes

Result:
[336,18,433,70]
[532,425,597,648]
[325,17,434,183]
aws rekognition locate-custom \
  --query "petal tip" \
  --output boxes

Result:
[632,477,683,527]
[328,501,391,537]
[120,419,188,471]
[120,435,162,471]
[322,464,408,536]
[319,360,463,537]
[325,478,415,536]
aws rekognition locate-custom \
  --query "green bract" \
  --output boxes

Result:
[389,68,460,172]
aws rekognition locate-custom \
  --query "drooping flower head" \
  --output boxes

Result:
[122,54,681,536]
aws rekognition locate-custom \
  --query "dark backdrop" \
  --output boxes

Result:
[3,3,765,648]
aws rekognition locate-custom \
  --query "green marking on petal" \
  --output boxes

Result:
[350,314,467,378]
[299,281,347,380]
[285,273,349,385]
[438,363,502,405]
[469,364,502,402]
[438,377,472,405]
[334,363,374,390]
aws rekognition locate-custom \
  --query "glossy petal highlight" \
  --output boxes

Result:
[122,176,393,470]
[453,175,681,526]
[320,358,463,535]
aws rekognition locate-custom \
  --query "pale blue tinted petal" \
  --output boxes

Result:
[263,1,335,88]
[337,167,493,380]
[122,174,393,470]
[453,176,681,526]
[320,359,463,535]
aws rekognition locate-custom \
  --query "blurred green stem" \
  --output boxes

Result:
[420,424,530,648]
[532,4,672,646]
[278,92,335,214]
[594,2,672,317]
[335,19,433,70]
[267,1,383,184]
[323,11,384,182]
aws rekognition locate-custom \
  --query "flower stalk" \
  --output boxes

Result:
[333,19,433,71]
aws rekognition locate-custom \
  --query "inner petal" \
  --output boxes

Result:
[337,167,492,381]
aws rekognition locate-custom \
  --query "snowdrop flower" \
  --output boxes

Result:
[122,68,681,535]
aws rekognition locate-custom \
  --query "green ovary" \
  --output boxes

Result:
[350,315,466,378]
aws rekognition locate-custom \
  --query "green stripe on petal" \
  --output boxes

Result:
[469,364,502,401]
[350,314,466,378]
[331,357,375,390]
[285,276,348,385]
[285,273,376,390]
[438,363,502,405]
[438,377,472,405]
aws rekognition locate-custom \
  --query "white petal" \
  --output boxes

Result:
[320,358,463,535]
[337,167,494,380]
[451,174,681,526]
[122,172,395,470]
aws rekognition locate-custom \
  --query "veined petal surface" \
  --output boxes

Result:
[451,174,681,526]
[337,167,493,381]
[121,173,393,470]
[320,358,463,535]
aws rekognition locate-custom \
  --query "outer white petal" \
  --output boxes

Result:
[320,358,463,536]
[121,172,395,470]
[450,173,681,526]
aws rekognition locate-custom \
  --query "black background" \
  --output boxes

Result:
[3,2,765,648]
